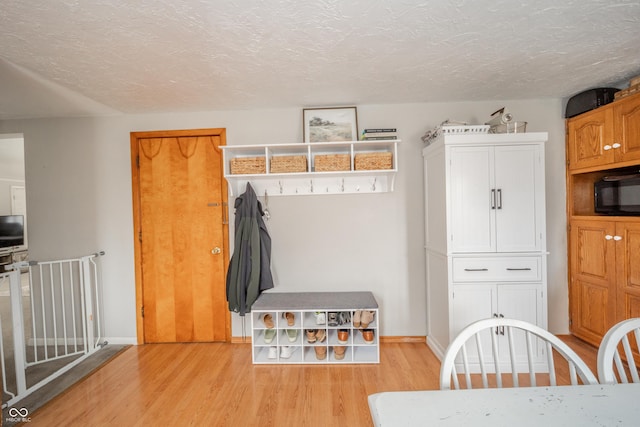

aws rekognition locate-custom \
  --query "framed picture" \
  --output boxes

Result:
[303,106,358,143]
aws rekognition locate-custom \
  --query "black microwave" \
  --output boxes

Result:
[594,174,640,215]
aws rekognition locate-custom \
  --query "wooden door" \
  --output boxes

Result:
[569,219,617,346]
[614,93,640,164]
[131,129,229,343]
[566,107,614,171]
[616,221,640,321]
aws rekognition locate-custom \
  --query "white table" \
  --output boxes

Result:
[369,383,640,426]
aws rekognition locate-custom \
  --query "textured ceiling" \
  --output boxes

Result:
[1,0,639,120]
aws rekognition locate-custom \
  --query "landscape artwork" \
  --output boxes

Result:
[303,107,358,143]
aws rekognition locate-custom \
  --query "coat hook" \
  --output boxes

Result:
[310,179,314,193]
[341,178,345,192]
[279,181,283,194]
[372,177,377,191]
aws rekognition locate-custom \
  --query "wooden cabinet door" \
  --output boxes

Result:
[569,219,617,346]
[616,222,640,320]
[567,107,614,171]
[449,146,495,253]
[613,94,640,164]
[494,145,544,252]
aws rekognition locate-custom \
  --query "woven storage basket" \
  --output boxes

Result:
[315,154,351,172]
[270,155,308,173]
[230,157,266,174]
[354,152,393,170]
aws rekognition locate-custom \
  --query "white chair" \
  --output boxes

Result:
[597,318,640,384]
[440,317,598,390]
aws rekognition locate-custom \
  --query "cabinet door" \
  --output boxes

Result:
[613,94,640,164]
[497,284,544,362]
[494,145,544,252]
[569,219,617,346]
[567,107,615,171]
[451,284,496,362]
[449,146,495,253]
[616,222,640,320]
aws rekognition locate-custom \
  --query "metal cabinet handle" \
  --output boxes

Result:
[506,268,532,271]
[605,235,613,240]
[612,143,621,149]
[613,235,622,241]
[604,144,612,151]
[491,189,496,209]
[497,189,502,209]
[464,268,488,271]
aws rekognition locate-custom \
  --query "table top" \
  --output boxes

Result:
[369,383,640,426]
[252,291,378,310]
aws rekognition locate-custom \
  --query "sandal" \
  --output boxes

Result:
[282,311,295,326]
[260,313,274,329]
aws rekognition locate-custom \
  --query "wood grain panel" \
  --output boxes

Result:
[614,92,640,163]
[567,107,614,171]
[131,129,229,344]
[25,337,600,426]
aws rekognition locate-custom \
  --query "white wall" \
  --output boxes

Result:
[0,98,569,343]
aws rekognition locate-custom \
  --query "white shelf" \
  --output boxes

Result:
[221,140,399,196]
[250,292,380,364]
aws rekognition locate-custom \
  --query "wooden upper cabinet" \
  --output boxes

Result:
[567,107,614,171]
[614,93,640,164]
[567,92,640,171]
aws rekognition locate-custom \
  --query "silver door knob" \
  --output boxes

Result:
[211,247,221,255]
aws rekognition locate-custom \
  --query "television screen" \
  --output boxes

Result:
[0,215,24,249]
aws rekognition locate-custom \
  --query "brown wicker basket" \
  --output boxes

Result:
[270,155,308,173]
[230,157,266,174]
[315,154,351,172]
[354,152,393,170]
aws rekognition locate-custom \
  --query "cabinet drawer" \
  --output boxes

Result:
[452,257,541,282]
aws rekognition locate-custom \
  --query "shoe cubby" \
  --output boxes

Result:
[250,291,380,364]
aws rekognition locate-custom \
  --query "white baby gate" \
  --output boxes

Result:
[1,251,106,407]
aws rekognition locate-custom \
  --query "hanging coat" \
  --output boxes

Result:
[226,183,274,316]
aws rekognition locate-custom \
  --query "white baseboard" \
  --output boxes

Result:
[426,335,445,361]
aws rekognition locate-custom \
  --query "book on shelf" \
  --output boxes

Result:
[363,128,397,133]
[360,135,398,140]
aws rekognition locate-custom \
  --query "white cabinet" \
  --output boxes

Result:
[423,132,548,370]
[449,144,545,253]
[251,291,380,364]
[221,140,398,197]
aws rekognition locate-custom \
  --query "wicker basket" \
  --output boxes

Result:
[315,154,351,172]
[354,152,393,170]
[270,155,308,173]
[230,157,266,174]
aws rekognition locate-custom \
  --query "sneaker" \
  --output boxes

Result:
[353,310,362,328]
[337,329,349,344]
[314,346,327,360]
[267,346,277,359]
[315,312,326,325]
[327,312,338,326]
[362,329,375,344]
[306,329,317,343]
[286,329,298,343]
[338,312,351,325]
[333,346,347,360]
[264,328,276,344]
[360,311,375,329]
[280,346,293,359]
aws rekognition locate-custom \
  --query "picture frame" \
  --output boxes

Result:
[303,106,358,143]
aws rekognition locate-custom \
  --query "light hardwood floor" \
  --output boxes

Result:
[25,336,597,427]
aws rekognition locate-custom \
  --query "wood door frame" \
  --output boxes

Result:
[130,128,230,344]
